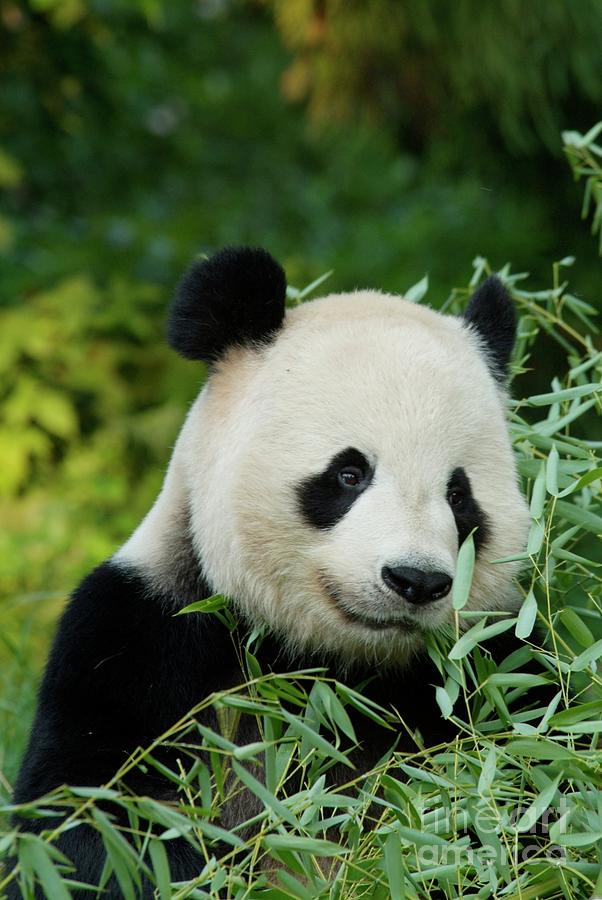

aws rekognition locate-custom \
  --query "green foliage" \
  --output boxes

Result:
[2,0,601,303]
[266,0,602,154]
[564,122,602,254]
[0,271,188,585]
[1,259,601,898]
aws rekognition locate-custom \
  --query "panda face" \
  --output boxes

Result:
[185,288,530,664]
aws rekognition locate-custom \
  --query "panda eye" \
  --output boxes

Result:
[447,488,466,508]
[338,466,365,489]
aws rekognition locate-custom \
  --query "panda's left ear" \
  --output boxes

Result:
[463,275,516,381]
[167,246,287,363]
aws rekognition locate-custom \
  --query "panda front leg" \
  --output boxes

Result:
[8,556,240,897]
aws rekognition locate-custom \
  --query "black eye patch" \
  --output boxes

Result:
[296,448,374,529]
[446,467,490,552]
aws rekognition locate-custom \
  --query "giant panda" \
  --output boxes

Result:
[10,246,540,896]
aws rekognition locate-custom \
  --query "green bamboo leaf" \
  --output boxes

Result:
[526,383,602,405]
[477,746,497,796]
[276,869,317,899]
[550,525,580,550]
[397,764,451,787]
[232,760,299,827]
[449,617,516,660]
[383,831,404,900]
[148,840,171,900]
[554,720,602,734]
[527,520,545,555]
[298,269,333,300]
[172,814,244,848]
[556,500,602,535]
[135,799,197,837]
[435,686,454,719]
[174,595,228,616]
[68,787,121,800]
[570,639,602,672]
[531,397,598,437]
[19,838,72,900]
[515,590,537,639]
[488,673,549,688]
[529,463,546,519]
[397,825,449,848]
[232,740,275,760]
[335,683,392,729]
[557,831,602,848]
[553,547,601,566]
[537,690,562,732]
[550,699,602,727]
[310,681,356,741]
[262,834,342,856]
[569,350,602,378]
[219,695,276,714]
[404,274,429,303]
[515,775,561,832]
[452,531,475,610]
[507,739,575,760]
[281,709,353,767]
[91,808,146,900]
[519,431,591,458]
[546,444,559,496]
[557,466,602,498]
[413,863,463,883]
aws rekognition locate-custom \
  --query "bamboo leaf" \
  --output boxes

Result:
[404,274,429,303]
[148,839,172,900]
[515,775,561,832]
[452,531,475,610]
[515,590,537,639]
[526,383,602,406]
[449,617,516,660]
[262,834,342,856]
[19,838,72,900]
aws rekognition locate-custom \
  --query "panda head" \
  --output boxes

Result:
[167,247,529,665]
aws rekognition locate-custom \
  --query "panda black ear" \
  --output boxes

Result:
[167,246,287,363]
[463,275,516,381]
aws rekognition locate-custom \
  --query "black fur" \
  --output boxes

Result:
[463,275,516,380]
[9,560,240,898]
[167,246,287,363]
[447,467,490,552]
[296,447,374,529]
[10,560,550,897]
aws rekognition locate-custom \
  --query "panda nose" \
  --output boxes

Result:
[381,565,453,605]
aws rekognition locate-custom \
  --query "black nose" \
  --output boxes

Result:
[381,565,452,604]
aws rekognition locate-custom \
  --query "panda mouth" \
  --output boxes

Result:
[337,606,418,632]
[318,574,418,632]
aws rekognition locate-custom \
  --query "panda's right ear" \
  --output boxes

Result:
[167,246,287,363]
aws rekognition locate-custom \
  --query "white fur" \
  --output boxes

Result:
[118,289,530,664]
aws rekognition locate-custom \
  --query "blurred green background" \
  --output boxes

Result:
[1,0,601,785]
